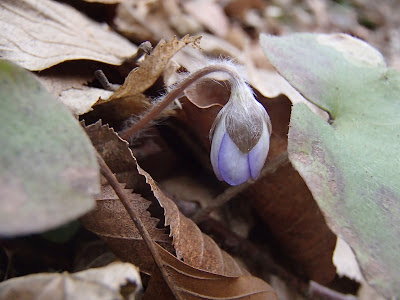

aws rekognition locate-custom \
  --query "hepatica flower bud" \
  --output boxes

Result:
[210,80,271,186]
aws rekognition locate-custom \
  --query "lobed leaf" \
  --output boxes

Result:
[0,60,99,237]
[260,33,400,298]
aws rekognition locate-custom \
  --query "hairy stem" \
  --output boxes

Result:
[96,152,182,300]
[119,63,243,140]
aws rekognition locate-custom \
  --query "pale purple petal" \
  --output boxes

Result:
[248,121,270,180]
[210,116,226,181]
[218,133,250,186]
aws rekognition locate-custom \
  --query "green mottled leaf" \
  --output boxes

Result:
[260,33,400,298]
[0,60,99,237]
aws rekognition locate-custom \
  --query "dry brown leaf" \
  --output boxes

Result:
[80,184,173,274]
[83,120,277,299]
[243,96,337,284]
[163,0,203,36]
[0,0,137,71]
[82,123,173,274]
[144,244,277,300]
[183,1,230,37]
[83,121,242,276]
[0,262,141,300]
[114,0,175,43]
[88,36,201,124]
[137,166,243,276]
[224,0,266,21]
[103,35,201,103]
[82,0,124,3]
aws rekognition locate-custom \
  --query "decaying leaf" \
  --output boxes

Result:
[102,35,201,104]
[87,35,201,125]
[81,184,173,274]
[261,32,400,298]
[83,121,241,275]
[37,61,114,116]
[82,121,277,299]
[182,1,230,37]
[0,262,141,300]
[0,0,137,71]
[82,0,123,3]
[114,0,176,43]
[144,243,277,300]
[137,166,243,276]
[0,59,99,237]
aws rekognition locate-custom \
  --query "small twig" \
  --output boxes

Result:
[96,152,182,300]
[95,42,153,92]
[125,41,153,64]
[94,70,120,92]
[192,152,289,223]
[119,63,245,141]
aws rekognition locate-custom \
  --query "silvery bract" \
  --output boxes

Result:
[210,82,271,186]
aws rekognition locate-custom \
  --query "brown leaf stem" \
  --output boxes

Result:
[119,63,244,140]
[192,151,289,223]
[96,152,182,300]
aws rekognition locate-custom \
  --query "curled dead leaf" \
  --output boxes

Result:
[0,262,141,300]
[0,0,137,71]
[88,35,201,125]
[101,35,201,104]
[144,244,277,300]
[82,120,277,299]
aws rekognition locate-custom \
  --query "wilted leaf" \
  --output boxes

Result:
[0,262,141,300]
[137,166,244,276]
[261,33,400,298]
[0,60,99,237]
[0,0,137,71]
[103,35,201,104]
[83,121,242,275]
[82,121,277,299]
[182,1,229,37]
[81,184,173,274]
[87,36,201,125]
[82,0,123,3]
[144,243,277,300]
[114,0,176,43]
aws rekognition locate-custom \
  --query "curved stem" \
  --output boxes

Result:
[119,63,243,140]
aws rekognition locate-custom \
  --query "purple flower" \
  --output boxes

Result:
[210,84,271,186]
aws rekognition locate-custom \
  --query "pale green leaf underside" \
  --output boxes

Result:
[0,60,99,236]
[260,33,400,298]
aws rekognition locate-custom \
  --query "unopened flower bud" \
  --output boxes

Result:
[210,80,271,186]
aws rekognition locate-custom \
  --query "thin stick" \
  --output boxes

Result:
[192,152,289,223]
[96,152,182,300]
[119,64,243,140]
[95,70,120,92]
